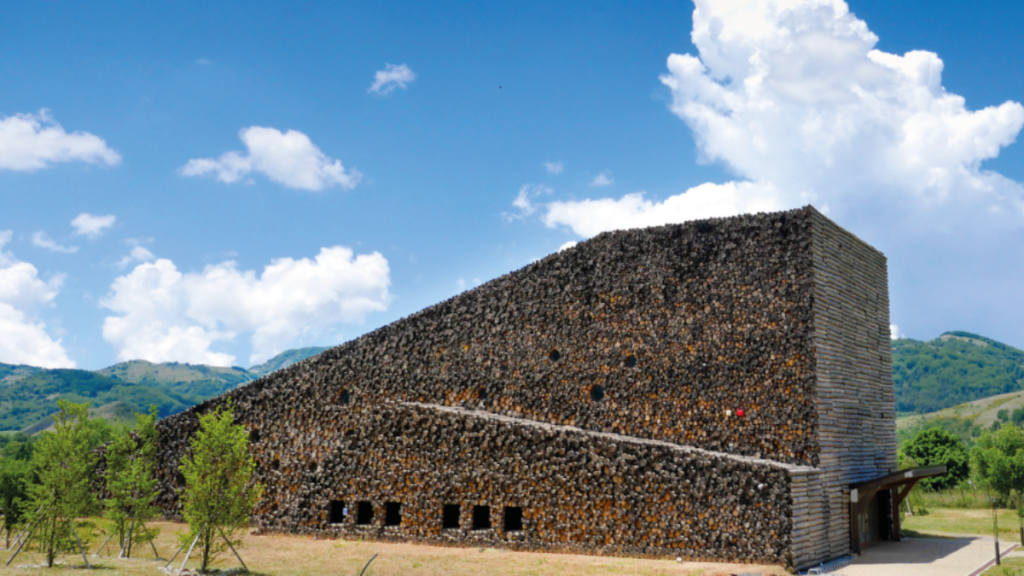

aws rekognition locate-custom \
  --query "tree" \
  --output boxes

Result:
[972,426,1024,547]
[23,400,98,567]
[901,427,970,490]
[179,403,262,572]
[104,406,160,558]
[0,458,30,548]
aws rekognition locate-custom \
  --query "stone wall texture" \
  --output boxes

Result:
[152,206,896,570]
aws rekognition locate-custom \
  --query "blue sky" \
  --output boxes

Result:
[2,0,1023,369]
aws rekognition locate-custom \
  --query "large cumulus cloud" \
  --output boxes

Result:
[102,246,392,366]
[518,0,1024,342]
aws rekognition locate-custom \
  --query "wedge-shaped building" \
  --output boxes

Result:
[154,206,922,570]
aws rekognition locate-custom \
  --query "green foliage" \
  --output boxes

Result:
[897,415,979,448]
[0,457,31,547]
[180,403,263,571]
[901,427,970,490]
[104,406,161,558]
[24,400,99,567]
[971,426,1024,503]
[893,332,1024,415]
[0,432,36,461]
[1000,409,1011,422]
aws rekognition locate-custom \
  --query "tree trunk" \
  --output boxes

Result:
[995,500,1001,566]
[201,528,214,571]
[47,514,57,567]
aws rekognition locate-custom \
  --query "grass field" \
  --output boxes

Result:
[982,556,1024,576]
[904,508,1024,542]
[0,520,790,576]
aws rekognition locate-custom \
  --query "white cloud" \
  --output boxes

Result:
[0,110,121,172]
[890,324,901,340]
[102,246,392,366]
[530,0,1024,238]
[558,241,578,252]
[31,232,79,254]
[71,213,116,238]
[590,171,613,187]
[544,181,781,237]
[180,127,362,192]
[544,161,564,175]
[368,64,416,95]
[115,245,156,269]
[0,231,75,368]
[505,184,553,220]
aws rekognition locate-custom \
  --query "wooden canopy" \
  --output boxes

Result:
[849,466,947,554]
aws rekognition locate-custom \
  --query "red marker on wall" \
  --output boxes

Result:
[736,409,745,418]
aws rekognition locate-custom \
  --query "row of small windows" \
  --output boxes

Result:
[329,501,522,532]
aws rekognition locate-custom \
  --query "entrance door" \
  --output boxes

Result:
[858,493,881,547]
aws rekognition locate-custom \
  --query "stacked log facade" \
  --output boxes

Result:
[152,206,895,570]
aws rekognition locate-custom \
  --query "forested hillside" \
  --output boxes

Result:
[0,346,328,432]
[892,331,1024,415]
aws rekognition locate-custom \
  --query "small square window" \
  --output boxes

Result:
[504,506,523,531]
[472,505,491,530]
[385,502,401,527]
[357,501,374,525]
[442,504,461,529]
[329,501,347,524]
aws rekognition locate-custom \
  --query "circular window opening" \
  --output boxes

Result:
[308,461,318,473]
[624,355,637,368]
[478,387,488,401]
[340,390,350,405]
[591,385,605,402]
[549,349,561,362]
[250,429,261,444]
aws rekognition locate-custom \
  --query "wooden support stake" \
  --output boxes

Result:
[5,522,36,567]
[72,524,92,569]
[163,541,187,568]
[219,528,248,573]
[177,529,203,576]
[94,531,115,557]
[138,522,162,560]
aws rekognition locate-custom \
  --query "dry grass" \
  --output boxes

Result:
[0,520,789,576]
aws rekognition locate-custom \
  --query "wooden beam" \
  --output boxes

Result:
[893,479,920,508]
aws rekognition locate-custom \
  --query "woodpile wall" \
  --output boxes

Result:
[805,211,897,564]
[152,206,896,570]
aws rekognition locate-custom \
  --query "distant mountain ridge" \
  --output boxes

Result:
[0,346,329,432]
[892,331,1024,415]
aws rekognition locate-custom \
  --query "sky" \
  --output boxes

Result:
[2,0,1024,370]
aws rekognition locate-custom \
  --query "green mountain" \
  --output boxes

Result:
[0,345,332,433]
[0,367,196,431]
[97,360,253,398]
[892,331,1024,416]
[248,346,328,378]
